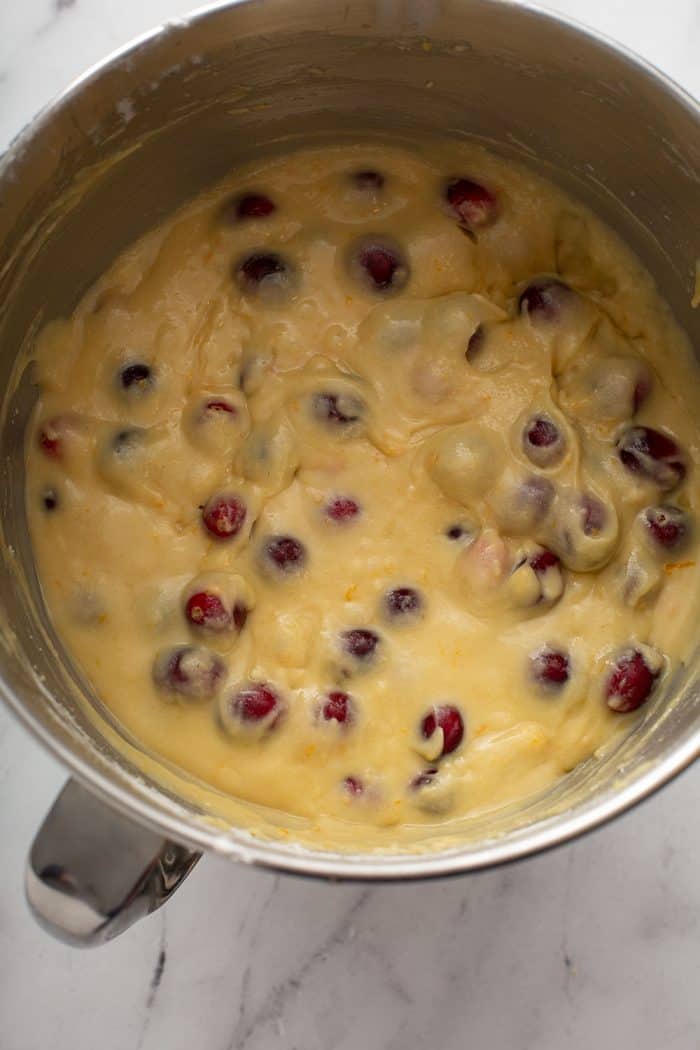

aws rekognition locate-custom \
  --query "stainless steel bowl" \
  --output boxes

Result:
[1,0,698,946]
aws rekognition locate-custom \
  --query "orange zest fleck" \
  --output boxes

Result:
[664,560,696,575]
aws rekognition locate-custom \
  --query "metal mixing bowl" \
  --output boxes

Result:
[1,0,698,945]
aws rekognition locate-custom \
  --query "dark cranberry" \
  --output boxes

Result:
[447,524,466,540]
[519,277,572,320]
[517,476,555,523]
[617,426,686,491]
[634,373,652,413]
[352,170,385,190]
[234,193,276,219]
[342,628,380,661]
[264,535,307,574]
[420,704,464,757]
[351,237,409,293]
[385,587,423,618]
[320,690,354,726]
[465,323,486,362]
[326,496,361,523]
[185,591,231,632]
[605,648,661,713]
[233,602,249,631]
[312,392,363,426]
[528,548,560,575]
[42,488,58,512]
[580,495,607,536]
[120,362,152,393]
[153,645,225,700]
[523,415,565,468]
[203,399,237,416]
[229,682,285,728]
[202,494,247,540]
[236,252,291,293]
[531,646,570,690]
[445,178,498,230]
[642,505,690,551]
[343,775,365,796]
[410,767,439,790]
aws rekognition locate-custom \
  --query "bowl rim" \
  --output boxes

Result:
[1,0,699,880]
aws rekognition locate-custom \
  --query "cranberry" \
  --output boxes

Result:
[580,494,607,536]
[203,399,237,416]
[528,548,560,575]
[38,420,64,459]
[634,373,652,413]
[446,524,467,540]
[233,603,249,631]
[465,324,486,362]
[42,488,59,512]
[185,591,231,632]
[120,362,152,393]
[531,646,570,690]
[445,178,498,230]
[228,682,285,728]
[153,645,225,700]
[420,704,464,757]
[320,690,354,726]
[202,494,247,540]
[343,775,365,796]
[642,505,690,551]
[351,237,409,293]
[385,587,423,618]
[518,476,555,522]
[351,170,384,190]
[617,426,686,491]
[410,767,439,790]
[234,193,276,219]
[523,415,565,467]
[326,496,361,523]
[342,628,380,661]
[312,392,363,426]
[605,648,661,713]
[235,252,291,293]
[264,535,307,574]
[519,277,572,320]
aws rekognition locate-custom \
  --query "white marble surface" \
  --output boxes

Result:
[1,2,699,1048]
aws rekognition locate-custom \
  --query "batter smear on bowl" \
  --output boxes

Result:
[25,142,700,837]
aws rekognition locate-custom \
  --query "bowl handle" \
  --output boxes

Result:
[25,778,200,946]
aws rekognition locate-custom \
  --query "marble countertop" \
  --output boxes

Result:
[1,2,699,1048]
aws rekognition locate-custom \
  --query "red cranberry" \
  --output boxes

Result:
[352,170,384,190]
[342,628,380,661]
[264,535,307,574]
[320,690,354,726]
[445,178,498,230]
[202,494,247,540]
[203,399,237,416]
[343,775,365,796]
[528,548,560,575]
[617,426,686,491]
[523,415,565,467]
[120,362,152,393]
[531,646,570,690]
[605,648,661,713]
[385,587,423,618]
[234,193,276,219]
[312,392,364,426]
[642,505,690,551]
[420,704,464,757]
[185,591,232,632]
[153,645,225,700]
[351,237,409,293]
[228,682,285,728]
[236,252,291,293]
[410,767,439,790]
[38,419,64,459]
[519,277,572,320]
[326,496,361,523]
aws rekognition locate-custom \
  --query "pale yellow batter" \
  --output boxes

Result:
[25,141,700,841]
